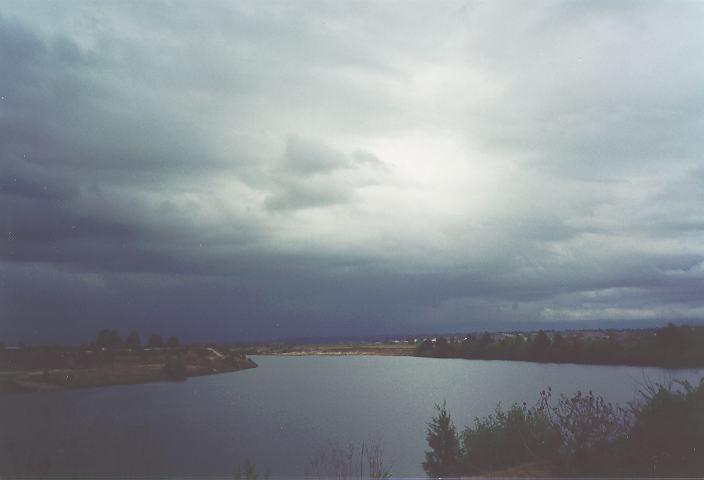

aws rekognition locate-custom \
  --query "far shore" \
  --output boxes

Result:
[247,343,416,357]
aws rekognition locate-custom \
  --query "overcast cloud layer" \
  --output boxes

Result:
[2,1,704,343]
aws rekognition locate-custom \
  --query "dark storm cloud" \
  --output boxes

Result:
[0,161,76,201]
[2,1,704,343]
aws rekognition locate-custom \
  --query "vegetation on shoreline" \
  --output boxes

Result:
[424,377,704,477]
[0,330,257,393]
[415,323,704,367]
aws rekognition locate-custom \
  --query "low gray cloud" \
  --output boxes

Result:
[1,1,704,343]
[263,136,385,211]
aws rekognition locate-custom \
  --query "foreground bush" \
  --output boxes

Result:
[537,388,630,474]
[461,402,560,474]
[624,379,704,476]
[308,436,391,479]
[424,378,704,477]
[423,402,461,477]
[235,460,268,480]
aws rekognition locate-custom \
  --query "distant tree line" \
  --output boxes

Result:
[424,377,704,476]
[415,323,704,367]
[95,330,180,349]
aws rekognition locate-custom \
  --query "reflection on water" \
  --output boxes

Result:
[1,355,701,476]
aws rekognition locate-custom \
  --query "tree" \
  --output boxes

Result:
[108,330,123,347]
[167,335,180,347]
[97,329,122,348]
[532,330,551,360]
[435,337,452,358]
[415,338,434,356]
[148,334,164,347]
[96,329,111,348]
[423,401,461,477]
[551,332,565,361]
[655,323,688,366]
[656,323,682,348]
[125,331,141,347]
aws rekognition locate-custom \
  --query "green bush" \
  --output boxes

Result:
[424,378,704,477]
[461,402,560,474]
[624,379,704,476]
[537,388,630,474]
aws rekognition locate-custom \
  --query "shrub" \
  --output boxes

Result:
[363,435,392,480]
[308,436,390,480]
[537,388,630,474]
[235,460,268,480]
[425,378,704,476]
[624,379,704,476]
[461,402,560,474]
[307,440,356,479]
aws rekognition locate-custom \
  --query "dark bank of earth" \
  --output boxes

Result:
[0,345,257,394]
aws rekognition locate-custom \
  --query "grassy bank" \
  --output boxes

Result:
[0,345,257,394]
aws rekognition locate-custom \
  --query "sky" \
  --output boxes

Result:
[2,1,704,344]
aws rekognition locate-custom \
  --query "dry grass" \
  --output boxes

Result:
[468,461,554,478]
[253,343,415,357]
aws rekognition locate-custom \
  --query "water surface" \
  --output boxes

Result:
[0,355,701,476]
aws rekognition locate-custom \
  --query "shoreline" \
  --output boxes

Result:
[247,343,704,368]
[6,340,702,396]
[247,343,416,357]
